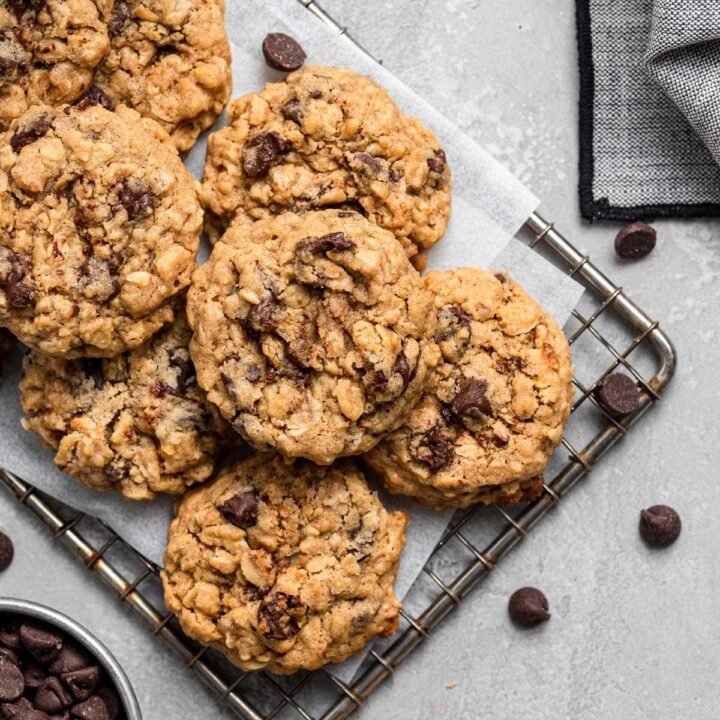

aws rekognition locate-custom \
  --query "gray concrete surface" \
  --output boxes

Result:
[2,0,718,718]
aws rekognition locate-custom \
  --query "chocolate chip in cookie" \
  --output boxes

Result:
[118,179,158,221]
[258,592,306,641]
[296,232,355,257]
[451,378,492,418]
[262,33,307,72]
[412,426,454,472]
[242,132,292,178]
[217,491,259,528]
[10,113,52,153]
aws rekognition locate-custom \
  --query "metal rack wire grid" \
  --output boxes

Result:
[0,2,677,719]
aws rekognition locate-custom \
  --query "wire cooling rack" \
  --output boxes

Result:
[0,2,677,719]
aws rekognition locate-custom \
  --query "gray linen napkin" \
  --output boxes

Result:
[578,0,720,220]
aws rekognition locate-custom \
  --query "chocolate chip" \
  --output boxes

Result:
[107,0,130,37]
[7,0,45,22]
[92,691,116,720]
[296,232,355,256]
[0,657,24,702]
[34,678,71,714]
[61,666,99,702]
[217,491,259,528]
[262,32,306,72]
[244,298,276,337]
[392,352,411,387]
[242,132,291,178]
[0,534,13,573]
[595,373,640,417]
[451,379,492,418]
[77,87,115,111]
[427,149,447,174]
[411,426,454,472]
[0,650,17,668]
[75,359,104,390]
[508,587,550,627]
[434,305,471,343]
[69,696,109,720]
[168,350,195,395]
[639,505,681,548]
[245,364,262,383]
[93,689,118,720]
[20,662,43,689]
[10,114,52,153]
[0,626,21,651]
[47,645,89,676]
[1,697,33,720]
[353,152,384,175]
[4,271,36,310]
[19,625,62,664]
[281,98,302,124]
[258,592,305,641]
[118,179,158,222]
[614,222,656,261]
[16,709,51,720]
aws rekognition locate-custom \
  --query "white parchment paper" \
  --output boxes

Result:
[0,0,584,679]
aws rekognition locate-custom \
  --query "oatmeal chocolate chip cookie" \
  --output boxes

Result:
[20,311,229,500]
[187,209,438,465]
[162,452,407,674]
[0,103,202,357]
[0,0,113,129]
[365,268,574,510]
[90,0,232,152]
[200,65,451,261]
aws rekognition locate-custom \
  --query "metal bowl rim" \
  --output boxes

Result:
[0,597,142,719]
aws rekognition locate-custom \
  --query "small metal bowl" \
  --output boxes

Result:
[0,597,141,719]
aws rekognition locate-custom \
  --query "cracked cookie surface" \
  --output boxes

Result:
[365,268,573,509]
[20,311,229,500]
[91,0,232,152]
[162,452,407,674]
[200,65,451,262]
[0,0,113,128]
[0,103,202,357]
[187,209,437,465]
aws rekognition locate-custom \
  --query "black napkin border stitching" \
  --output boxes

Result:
[576,0,720,222]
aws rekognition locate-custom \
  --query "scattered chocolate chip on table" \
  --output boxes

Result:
[614,221,657,261]
[508,587,551,627]
[262,32,307,71]
[639,505,682,547]
[595,372,641,417]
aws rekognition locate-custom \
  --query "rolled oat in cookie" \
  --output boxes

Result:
[0,0,113,129]
[162,452,407,674]
[187,209,438,465]
[19,311,230,500]
[365,268,574,510]
[200,65,451,262]
[91,0,232,152]
[0,103,202,357]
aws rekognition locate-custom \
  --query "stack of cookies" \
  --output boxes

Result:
[1,9,573,678]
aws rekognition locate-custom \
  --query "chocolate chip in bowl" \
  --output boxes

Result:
[0,599,140,720]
